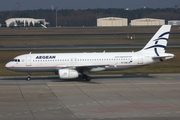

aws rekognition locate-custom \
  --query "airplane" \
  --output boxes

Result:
[5,25,174,81]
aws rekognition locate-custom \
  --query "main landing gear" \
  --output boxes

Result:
[27,76,31,81]
[82,74,91,81]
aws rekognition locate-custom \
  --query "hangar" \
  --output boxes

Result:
[97,17,127,27]
[130,18,165,26]
[5,18,49,27]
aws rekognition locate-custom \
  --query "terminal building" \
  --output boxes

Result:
[5,18,49,27]
[97,17,128,27]
[130,18,165,26]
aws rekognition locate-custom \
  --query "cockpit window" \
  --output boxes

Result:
[11,59,20,62]
[11,59,15,62]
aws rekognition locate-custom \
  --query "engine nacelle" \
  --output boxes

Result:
[58,69,79,79]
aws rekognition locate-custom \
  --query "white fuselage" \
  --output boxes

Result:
[5,52,157,72]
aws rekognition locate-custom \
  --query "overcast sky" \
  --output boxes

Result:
[0,0,179,11]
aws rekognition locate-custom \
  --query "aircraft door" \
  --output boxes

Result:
[138,54,143,64]
[26,56,31,66]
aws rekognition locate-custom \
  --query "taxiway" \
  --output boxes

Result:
[0,74,180,120]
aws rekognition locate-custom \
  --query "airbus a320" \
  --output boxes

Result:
[5,25,174,81]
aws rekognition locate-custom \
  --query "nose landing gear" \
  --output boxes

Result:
[26,72,31,81]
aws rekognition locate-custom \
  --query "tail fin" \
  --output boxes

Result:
[140,25,171,54]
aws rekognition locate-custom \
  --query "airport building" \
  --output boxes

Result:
[130,18,165,26]
[168,20,180,26]
[5,18,49,27]
[97,17,128,27]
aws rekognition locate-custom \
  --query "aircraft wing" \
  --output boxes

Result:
[55,64,109,72]
[76,64,109,72]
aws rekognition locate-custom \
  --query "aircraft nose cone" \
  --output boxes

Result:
[5,62,11,70]
[5,63,9,68]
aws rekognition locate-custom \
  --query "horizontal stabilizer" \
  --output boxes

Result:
[152,53,174,59]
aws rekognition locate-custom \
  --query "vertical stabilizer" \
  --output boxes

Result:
[140,25,171,55]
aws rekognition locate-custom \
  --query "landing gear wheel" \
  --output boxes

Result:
[86,76,91,81]
[27,72,31,81]
[27,77,31,81]
[83,75,91,81]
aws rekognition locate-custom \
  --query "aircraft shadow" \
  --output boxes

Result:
[92,74,154,79]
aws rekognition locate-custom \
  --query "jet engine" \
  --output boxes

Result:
[58,69,79,79]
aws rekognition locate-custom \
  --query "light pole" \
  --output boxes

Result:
[55,7,58,27]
